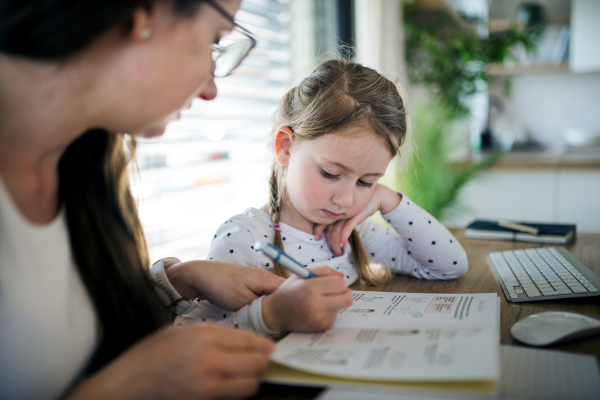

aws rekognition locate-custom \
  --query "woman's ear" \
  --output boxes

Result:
[274,126,294,166]
[130,7,153,41]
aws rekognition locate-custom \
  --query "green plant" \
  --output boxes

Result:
[385,2,546,221]
[404,2,546,117]
[389,100,500,221]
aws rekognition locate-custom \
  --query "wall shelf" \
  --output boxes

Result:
[488,14,570,33]
[488,62,570,76]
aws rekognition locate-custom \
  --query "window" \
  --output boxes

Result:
[133,0,291,262]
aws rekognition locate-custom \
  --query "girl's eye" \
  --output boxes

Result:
[320,169,339,180]
[357,180,374,189]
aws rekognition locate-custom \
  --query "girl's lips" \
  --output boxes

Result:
[322,209,342,218]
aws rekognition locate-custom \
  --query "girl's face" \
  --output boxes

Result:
[97,0,241,138]
[279,126,393,233]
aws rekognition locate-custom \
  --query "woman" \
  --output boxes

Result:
[0,0,351,398]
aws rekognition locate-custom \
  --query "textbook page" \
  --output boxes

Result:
[333,292,499,331]
[270,292,499,382]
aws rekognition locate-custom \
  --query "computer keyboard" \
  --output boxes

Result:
[488,247,600,302]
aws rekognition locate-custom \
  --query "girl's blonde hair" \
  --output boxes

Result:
[268,59,408,285]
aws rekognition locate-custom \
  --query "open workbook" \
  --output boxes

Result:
[267,291,500,387]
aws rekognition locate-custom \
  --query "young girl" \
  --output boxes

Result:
[180,59,467,334]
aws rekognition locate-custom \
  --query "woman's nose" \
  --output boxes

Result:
[199,78,217,101]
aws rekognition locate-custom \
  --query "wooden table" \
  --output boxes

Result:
[253,230,600,399]
[385,229,600,357]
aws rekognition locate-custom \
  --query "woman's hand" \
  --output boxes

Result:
[313,184,401,256]
[261,266,353,332]
[66,324,274,400]
[167,260,285,311]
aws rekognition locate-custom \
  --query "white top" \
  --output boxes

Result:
[0,177,99,400]
[177,193,467,334]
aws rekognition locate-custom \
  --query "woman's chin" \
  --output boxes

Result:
[132,125,168,139]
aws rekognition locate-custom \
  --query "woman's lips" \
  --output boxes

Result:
[322,209,342,218]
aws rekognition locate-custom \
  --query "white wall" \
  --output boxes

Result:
[489,72,600,147]
[443,169,600,232]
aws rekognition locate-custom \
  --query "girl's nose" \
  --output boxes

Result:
[199,78,218,101]
[332,184,354,209]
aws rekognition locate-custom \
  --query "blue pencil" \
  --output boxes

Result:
[254,241,317,278]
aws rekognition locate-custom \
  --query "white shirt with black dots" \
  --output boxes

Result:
[176,193,468,335]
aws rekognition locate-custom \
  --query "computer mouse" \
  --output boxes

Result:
[511,311,600,347]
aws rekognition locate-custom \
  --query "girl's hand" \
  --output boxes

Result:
[261,266,353,332]
[167,260,285,311]
[313,184,401,257]
[66,324,274,400]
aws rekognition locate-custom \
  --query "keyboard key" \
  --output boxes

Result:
[571,286,588,293]
[525,287,541,297]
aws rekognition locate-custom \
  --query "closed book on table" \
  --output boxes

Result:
[465,220,576,245]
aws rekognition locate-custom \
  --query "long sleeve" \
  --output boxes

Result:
[357,193,468,280]
[175,211,281,336]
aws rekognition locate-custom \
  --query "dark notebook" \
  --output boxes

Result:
[465,220,576,245]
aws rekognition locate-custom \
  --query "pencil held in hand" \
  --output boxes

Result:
[254,241,317,279]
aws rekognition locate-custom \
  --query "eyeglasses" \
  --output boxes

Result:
[205,0,257,78]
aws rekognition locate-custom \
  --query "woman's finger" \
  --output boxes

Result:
[209,376,262,399]
[192,325,274,354]
[204,350,269,376]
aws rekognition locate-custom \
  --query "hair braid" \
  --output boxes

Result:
[348,230,391,286]
[268,164,290,278]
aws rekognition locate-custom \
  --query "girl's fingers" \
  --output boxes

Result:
[328,222,346,256]
[305,275,349,295]
[325,291,354,310]
[339,214,364,247]
[313,224,328,240]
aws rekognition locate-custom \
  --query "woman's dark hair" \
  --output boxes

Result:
[0,0,204,59]
[0,0,208,372]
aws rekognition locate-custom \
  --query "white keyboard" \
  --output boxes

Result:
[488,247,600,302]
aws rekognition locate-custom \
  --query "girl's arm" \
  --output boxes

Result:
[315,184,468,279]
[179,217,352,333]
[176,219,279,334]
[357,195,468,279]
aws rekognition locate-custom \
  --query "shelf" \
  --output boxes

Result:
[414,0,471,30]
[487,62,570,76]
[488,14,570,33]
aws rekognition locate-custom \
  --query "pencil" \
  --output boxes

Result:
[254,241,317,278]
[497,220,539,235]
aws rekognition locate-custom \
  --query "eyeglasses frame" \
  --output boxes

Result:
[205,0,257,78]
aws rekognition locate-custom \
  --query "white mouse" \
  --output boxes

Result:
[511,311,600,347]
